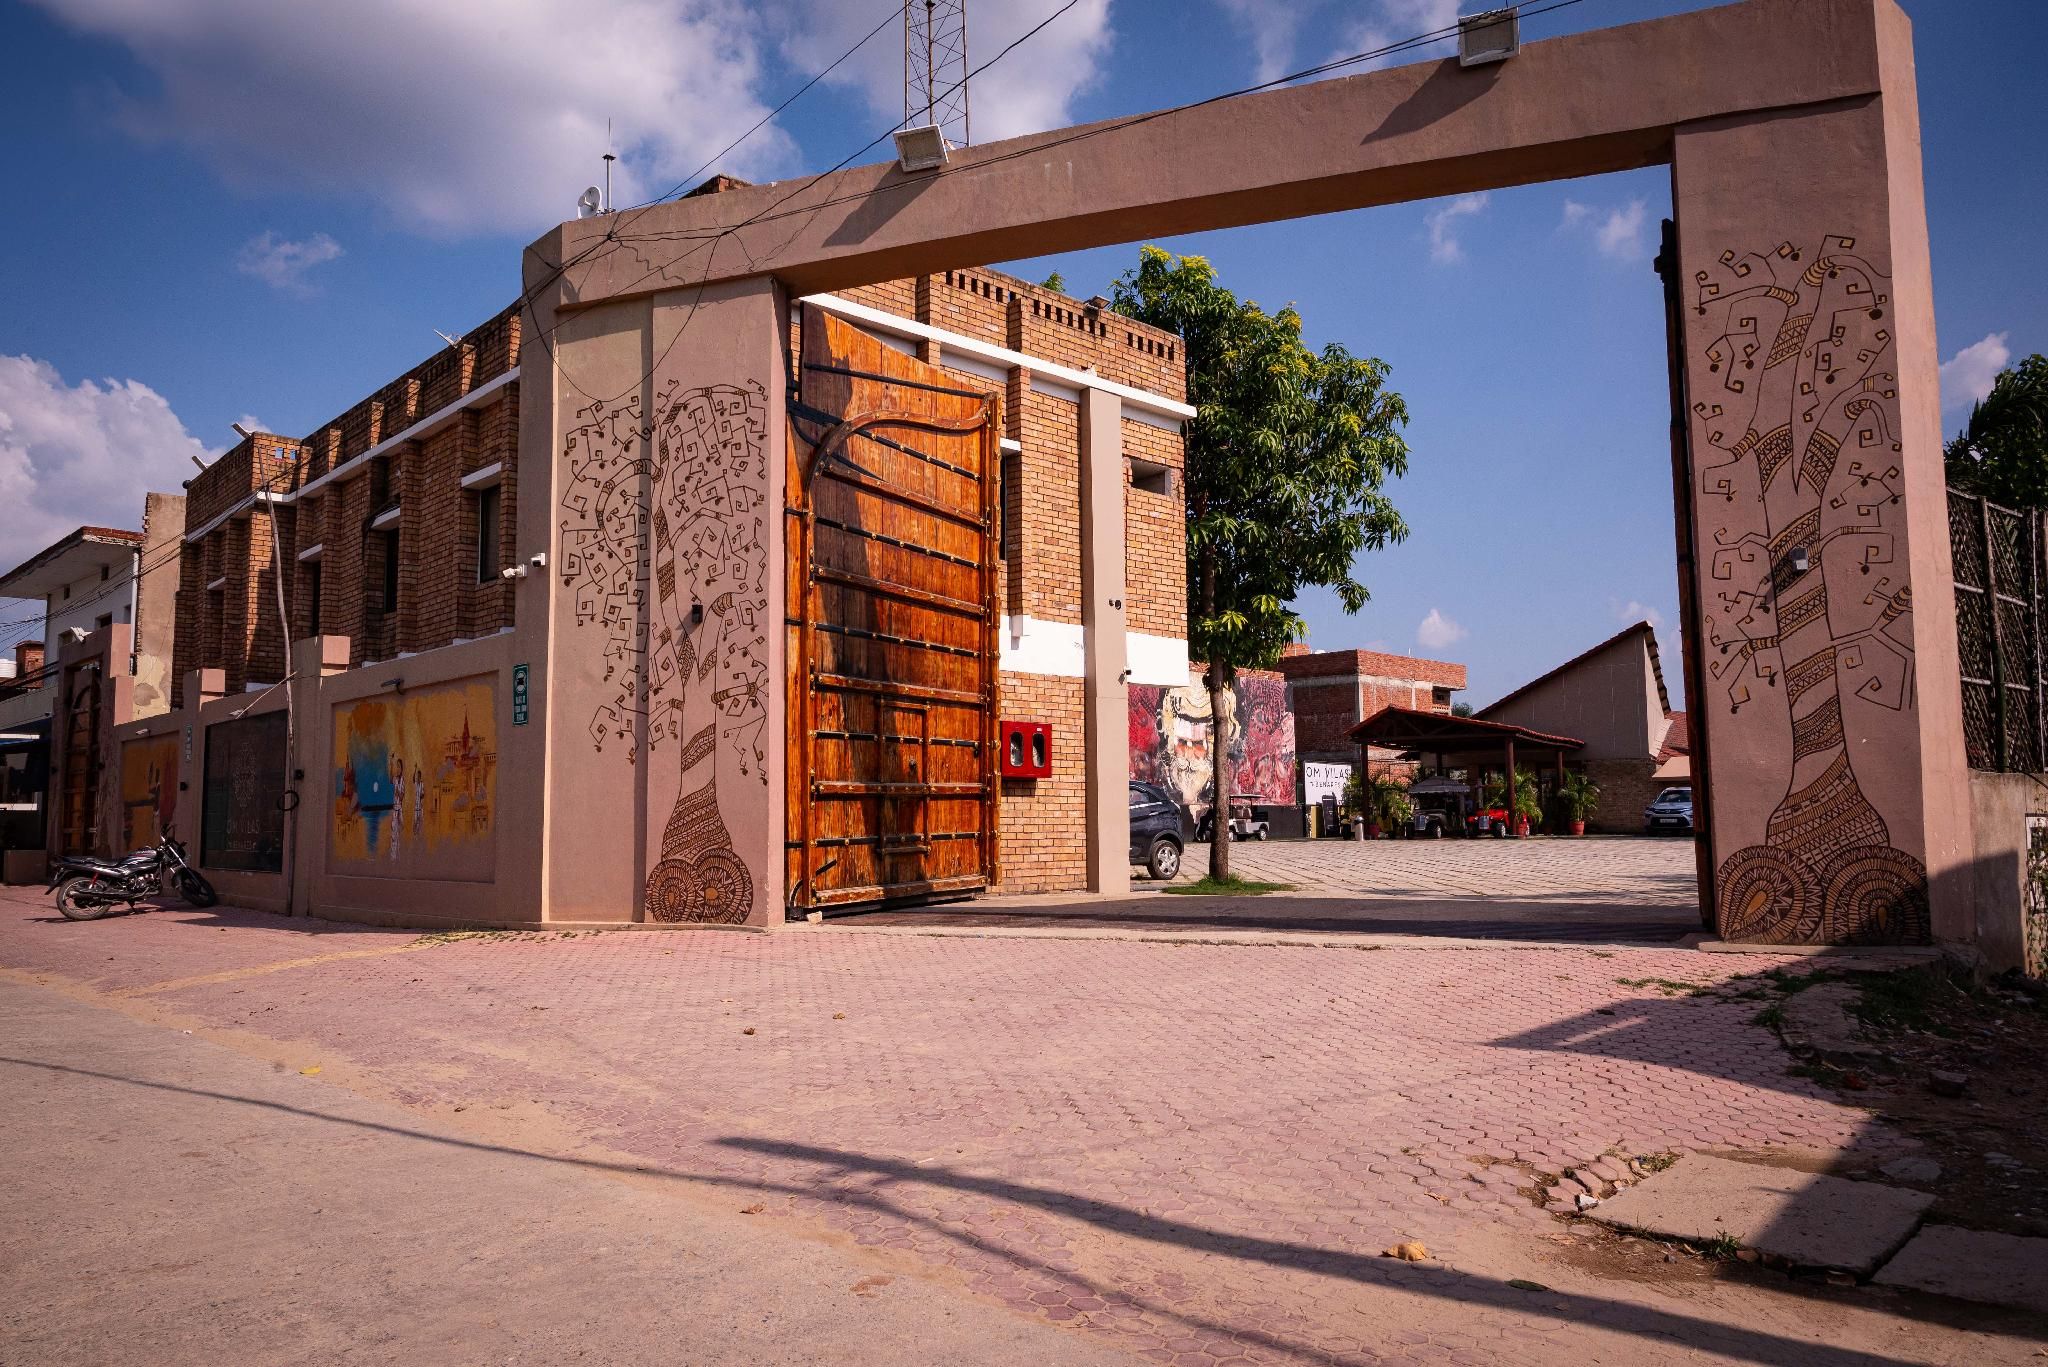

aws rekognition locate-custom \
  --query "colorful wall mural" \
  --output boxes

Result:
[1129,668,1297,812]
[118,733,178,850]
[330,678,498,882]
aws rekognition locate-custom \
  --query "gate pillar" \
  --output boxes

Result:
[543,276,788,927]
[1670,6,1970,944]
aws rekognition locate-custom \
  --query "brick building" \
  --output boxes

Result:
[1277,644,1468,767]
[173,303,523,702]
[146,258,1190,920]
[0,501,185,867]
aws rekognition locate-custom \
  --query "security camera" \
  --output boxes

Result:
[528,552,548,570]
[500,565,528,580]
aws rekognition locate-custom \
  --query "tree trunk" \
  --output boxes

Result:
[1208,658,1233,882]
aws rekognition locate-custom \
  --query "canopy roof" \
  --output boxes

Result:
[1348,705,1583,757]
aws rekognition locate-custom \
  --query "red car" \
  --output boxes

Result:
[1467,805,1511,838]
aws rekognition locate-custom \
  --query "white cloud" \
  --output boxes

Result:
[1416,607,1467,651]
[28,0,797,235]
[1424,192,1487,264]
[1615,599,1666,630]
[1331,0,1459,74]
[777,0,1113,146]
[0,357,207,572]
[237,231,343,293]
[1941,331,2011,413]
[1562,197,1651,260]
[1215,0,1306,84]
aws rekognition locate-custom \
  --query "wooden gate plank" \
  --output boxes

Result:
[785,305,1000,910]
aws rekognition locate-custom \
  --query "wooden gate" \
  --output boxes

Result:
[785,305,1000,910]
[59,664,102,856]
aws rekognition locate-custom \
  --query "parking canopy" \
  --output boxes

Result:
[1347,706,1584,766]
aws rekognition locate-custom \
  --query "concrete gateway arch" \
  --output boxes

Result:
[517,0,1969,946]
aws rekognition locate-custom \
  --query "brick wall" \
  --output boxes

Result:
[1278,648,1470,763]
[1585,758,1675,835]
[996,671,1087,892]
[1122,418,1185,639]
[173,306,521,701]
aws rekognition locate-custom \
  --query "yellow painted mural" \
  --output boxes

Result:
[330,678,497,881]
[118,733,179,850]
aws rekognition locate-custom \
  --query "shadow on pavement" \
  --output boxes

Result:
[831,897,1698,945]
[5,1054,2033,1365]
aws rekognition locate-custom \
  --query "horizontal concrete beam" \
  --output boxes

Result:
[533,0,1888,307]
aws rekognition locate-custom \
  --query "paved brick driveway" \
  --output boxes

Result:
[0,887,2029,1365]
[850,836,1704,944]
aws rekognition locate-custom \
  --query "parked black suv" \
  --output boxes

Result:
[1129,781,1186,880]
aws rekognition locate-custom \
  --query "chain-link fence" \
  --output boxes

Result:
[1949,488,2046,773]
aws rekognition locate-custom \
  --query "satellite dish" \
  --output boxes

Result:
[576,186,603,219]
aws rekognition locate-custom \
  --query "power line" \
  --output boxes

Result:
[527,0,1089,412]
[528,0,1597,405]
[615,0,903,219]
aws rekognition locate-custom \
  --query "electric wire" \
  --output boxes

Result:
[4,0,1594,653]
[520,0,1596,413]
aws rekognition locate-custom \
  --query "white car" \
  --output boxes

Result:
[1644,786,1694,834]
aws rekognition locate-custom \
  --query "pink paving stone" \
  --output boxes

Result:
[0,885,1905,1366]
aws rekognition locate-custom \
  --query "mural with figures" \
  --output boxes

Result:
[557,380,769,924]
[118,733,179,850]
[331,679,498,881]
[1690,235,1927,944]
[1129,668,1297,811]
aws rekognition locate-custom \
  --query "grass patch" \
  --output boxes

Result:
[1700,1233,1742,1261]
[410,928,524,947]
[1636,1152,1680,1174]
[1750,1003,1785,1030]
[1616,977,1712,997]
[1850,963,1969,1035]
[1162,876,1293,896]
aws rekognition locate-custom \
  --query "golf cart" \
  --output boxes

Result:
[1196,794,1270,842]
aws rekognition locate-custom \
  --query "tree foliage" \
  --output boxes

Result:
[1111,246,1411,874]
[1112,246,1412,673]
[1945,353,2048,507]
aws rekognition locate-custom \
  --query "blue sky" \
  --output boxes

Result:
[1,0,2041,706]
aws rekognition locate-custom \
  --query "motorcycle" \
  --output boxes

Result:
[49,832,219,921]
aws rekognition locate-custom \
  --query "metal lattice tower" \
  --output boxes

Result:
[904,0,969,148]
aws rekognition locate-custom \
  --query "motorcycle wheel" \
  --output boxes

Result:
[56,877,116,921]
[175,869,220,909]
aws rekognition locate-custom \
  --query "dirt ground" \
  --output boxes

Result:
[1764,965,2048,1238]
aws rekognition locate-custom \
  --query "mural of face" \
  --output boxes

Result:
[1127,672,1298,810]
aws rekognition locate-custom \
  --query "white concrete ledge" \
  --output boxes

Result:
[802,293,1194,424]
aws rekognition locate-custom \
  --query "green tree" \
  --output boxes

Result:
[1112,246,1412,878]
[1945,353,2048,506]
[1040,270,1067,293]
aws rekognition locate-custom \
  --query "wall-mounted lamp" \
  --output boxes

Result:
[690,602,705,627]
[892,125,949,173]
[1458,6,1520,66]
[1788,547,1811,575]
[381,677,404,692]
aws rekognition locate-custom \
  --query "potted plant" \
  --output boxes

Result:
[1340,771,1367,840]
[1483,767,1542,838]
[1555,772,1601,837]
[1362,773,1409,839]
